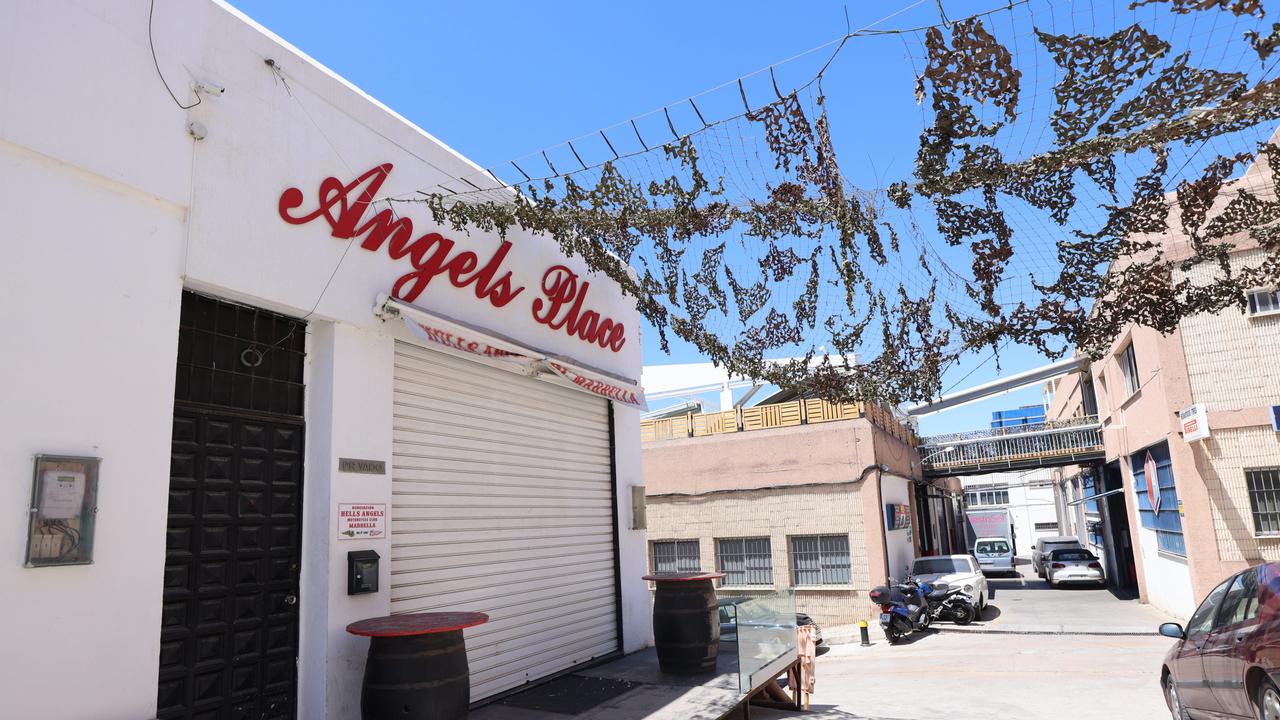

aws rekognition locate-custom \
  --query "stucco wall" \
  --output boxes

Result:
[643,420,877,496]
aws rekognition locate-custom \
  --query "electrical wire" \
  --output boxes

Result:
[148,0,201,110]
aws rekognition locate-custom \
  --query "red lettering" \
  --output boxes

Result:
[532,266,626,351]
[280,165,625,352]
[279,164,526,308]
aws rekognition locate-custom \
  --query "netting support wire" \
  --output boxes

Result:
[770,66,784,100]
[486,168,507,188]
[738,78,752,113]
[688,97,708,128]
[459,176,484,191]
[935,0,952,28]
[435,183,457,195]
[664,108,680,140]
[600,130,620,159]
[630,119,649,151]
[567,140,588,171]
[541,150,560,177]
[510,161,532,182]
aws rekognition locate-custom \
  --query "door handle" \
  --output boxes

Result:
[285,594,298,606]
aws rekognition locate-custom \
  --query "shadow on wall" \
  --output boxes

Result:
[1192,436,1266,568]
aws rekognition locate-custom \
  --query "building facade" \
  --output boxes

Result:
[640,402,959,626]
[990,405,1047,430]
[961,468,1061,554]
[1045,162,1280,619]
[0,2,652,718]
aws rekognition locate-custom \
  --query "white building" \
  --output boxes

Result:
[962,468,1061,555]
[0,2,651,718]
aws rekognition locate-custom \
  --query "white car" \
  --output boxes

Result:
[1045,548,1105,587]
[1032,536,1084,578]
[909,555,989,613]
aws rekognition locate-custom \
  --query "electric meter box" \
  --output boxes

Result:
[25,455,100,567]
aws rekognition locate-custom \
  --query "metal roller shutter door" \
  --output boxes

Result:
[390,341,619,701]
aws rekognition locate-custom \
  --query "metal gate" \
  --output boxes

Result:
[389,340,619,702]
[157,292,305,720]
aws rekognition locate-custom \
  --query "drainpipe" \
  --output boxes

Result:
[859,463,891,584]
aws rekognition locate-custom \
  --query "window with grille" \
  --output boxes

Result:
[1118,342,1140,396]
[965,489,1010,506]
[789,535,851,586]
[717,538,773,586]
[1247,288,1280,317]
[1247,468,1280,535]
[651,540,700,573]
[1133,442,1185,555]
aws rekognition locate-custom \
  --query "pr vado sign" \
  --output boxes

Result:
[278,164,627,352]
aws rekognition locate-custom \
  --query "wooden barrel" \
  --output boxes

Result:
[652,578,720,673]
[361,631,471,719]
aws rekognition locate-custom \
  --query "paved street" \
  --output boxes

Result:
[771,561,1182,720]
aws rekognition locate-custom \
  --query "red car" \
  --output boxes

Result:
[1161,563,1280,719]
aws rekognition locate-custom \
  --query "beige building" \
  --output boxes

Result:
[640,401,963,626]
[1046,154,1280,619]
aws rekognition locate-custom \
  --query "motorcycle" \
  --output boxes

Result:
[869,577,932,644]
[924,582,977,626]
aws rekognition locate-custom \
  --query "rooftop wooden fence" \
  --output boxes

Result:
[640,398,918,446]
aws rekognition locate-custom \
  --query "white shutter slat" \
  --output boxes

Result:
[390,341,618,702]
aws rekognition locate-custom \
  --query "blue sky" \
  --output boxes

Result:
[226,0,1088,434]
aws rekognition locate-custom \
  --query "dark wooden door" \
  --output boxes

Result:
[158,406,303,720]
[159,291,307,720]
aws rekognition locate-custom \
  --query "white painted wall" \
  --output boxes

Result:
[881,474,916,580]
[1136,527,1197,620]
[0,1,648,717]
[0,138,187,720]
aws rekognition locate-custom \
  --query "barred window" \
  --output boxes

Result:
[651,540,700,573]
[717,537,773,586]
[1247,468,1280,535]
[790,535,851,586]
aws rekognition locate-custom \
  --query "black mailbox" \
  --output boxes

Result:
[347,550,380,595]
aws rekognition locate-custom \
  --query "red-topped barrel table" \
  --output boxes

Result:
[346,611,489,719]
[643,571,725,674]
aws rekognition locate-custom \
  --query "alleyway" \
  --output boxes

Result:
[772,561,1181,720]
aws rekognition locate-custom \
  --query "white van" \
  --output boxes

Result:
[973,537,1016,576]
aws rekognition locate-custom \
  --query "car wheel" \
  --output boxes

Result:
[1166,676,1190,720]
[1258,679,1280,720]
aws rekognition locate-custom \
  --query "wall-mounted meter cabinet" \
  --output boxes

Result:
[25,455,100,567]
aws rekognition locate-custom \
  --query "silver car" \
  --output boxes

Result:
[973,537,1016,576]
[1045,548,1105,587]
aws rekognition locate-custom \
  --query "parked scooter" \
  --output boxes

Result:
[924,582,977,626]
[869,577,932,644]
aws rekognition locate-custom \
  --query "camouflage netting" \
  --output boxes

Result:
[388,0,1280,405]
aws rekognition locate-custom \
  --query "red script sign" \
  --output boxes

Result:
[279,164,626,352]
